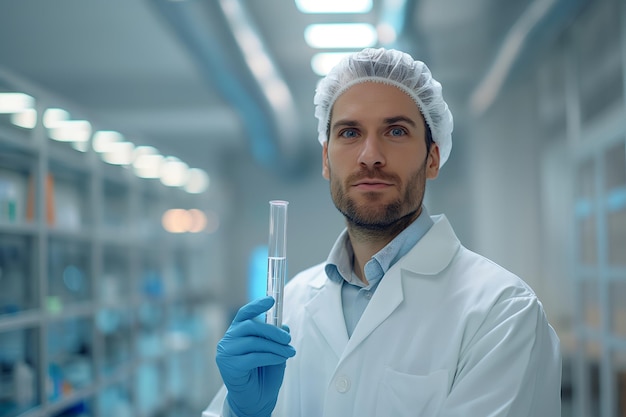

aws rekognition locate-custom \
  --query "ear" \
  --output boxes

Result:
[322,141,330,180]
[426,143,440,179]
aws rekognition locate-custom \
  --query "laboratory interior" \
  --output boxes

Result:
[0,0,624,416]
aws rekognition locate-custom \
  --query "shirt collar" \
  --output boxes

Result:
[325,206,434,285]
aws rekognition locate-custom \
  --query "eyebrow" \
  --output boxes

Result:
[330,119,359,134]
[383,116,418,127]
[331,115,418,134]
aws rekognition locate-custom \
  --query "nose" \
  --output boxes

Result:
[357,134,385,169]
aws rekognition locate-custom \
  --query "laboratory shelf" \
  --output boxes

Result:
[0,73,222,417]
[0,223,38,236]
[0,311,40,333]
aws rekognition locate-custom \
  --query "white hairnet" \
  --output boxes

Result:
[314,47,453,167]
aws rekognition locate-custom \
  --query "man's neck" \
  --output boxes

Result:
[347,209,420,284]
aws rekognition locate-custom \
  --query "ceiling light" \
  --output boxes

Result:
[184,168,210,194]
[10,109,37,129]
[295,0,372,13]
[0,93,34,113]
[72,141,89,153]
[134,153,164,179]
[311,52,352,76]
[101,141,135,165]
[92,131,123,153]
[304,23,377,49]
[43,108,69,128]
[160,157,189,187]
[48,120,92,142]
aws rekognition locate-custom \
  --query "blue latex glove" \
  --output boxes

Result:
[216,296,296,417]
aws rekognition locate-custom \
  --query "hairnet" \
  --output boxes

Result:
[313,47,453,167]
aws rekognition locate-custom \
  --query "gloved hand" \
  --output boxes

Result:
[216,296,296,417]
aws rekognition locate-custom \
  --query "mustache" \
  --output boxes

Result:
[346,167,399,184]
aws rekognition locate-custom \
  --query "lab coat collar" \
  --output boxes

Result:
[304,214,460,360]
[308,214,459,290]
[399,214,460,275]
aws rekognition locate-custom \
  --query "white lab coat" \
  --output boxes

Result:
[204,215,561,417]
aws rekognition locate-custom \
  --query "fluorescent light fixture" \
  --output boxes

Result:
[92,131,123,153]
[311,52,352,76]
[48,120,92,142]
[295,0,372,13]
[184,168,210,194]
[304,23,377,49]
[133,149,164,179]
[10,109,37,129]
[72,141,89,152]
[160,157,189,187]
[133,145,158,159]
[101,141,135,165]
[43,108,69,128]
[0,93,34,113]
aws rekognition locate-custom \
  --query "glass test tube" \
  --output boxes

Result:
[266,200,288,327]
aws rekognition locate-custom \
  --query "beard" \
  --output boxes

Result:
[329,161,427,237]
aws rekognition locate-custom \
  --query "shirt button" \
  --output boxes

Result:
[335,376,351,393]
[364,291,372,300]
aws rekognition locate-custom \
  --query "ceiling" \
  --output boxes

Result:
[0,0,580,180]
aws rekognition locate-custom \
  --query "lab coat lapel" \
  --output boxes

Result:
[342,268,404,358]
[304,277,349,359]
[340,215,459,358]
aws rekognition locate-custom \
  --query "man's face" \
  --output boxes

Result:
[322,82,440,231]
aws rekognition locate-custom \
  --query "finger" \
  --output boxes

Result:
[220,336,296,358]
[232,296,274,323]
[221,350,296,372]
[281,324,290,334]
[227,320,291,344]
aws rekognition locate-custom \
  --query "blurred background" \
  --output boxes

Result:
[0,0,624,416]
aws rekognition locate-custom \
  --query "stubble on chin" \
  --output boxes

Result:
[328,166,426,240]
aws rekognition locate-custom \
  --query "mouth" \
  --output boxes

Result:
[352,179,394,190]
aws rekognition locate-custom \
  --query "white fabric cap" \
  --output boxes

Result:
[313,47,453,167]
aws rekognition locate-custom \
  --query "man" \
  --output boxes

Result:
[203,48,561,417]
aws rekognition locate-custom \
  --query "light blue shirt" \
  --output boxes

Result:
[325,207,434,337]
